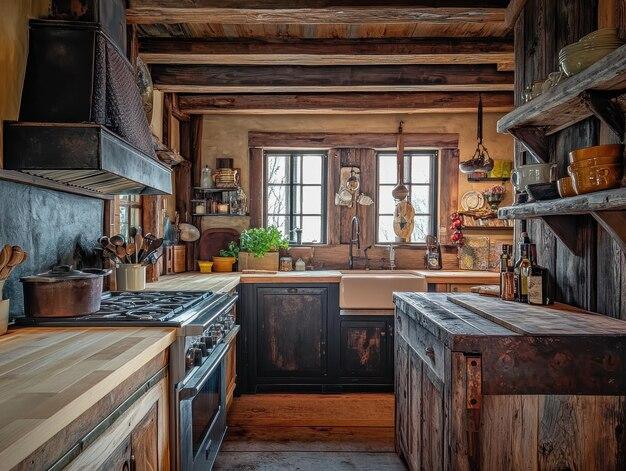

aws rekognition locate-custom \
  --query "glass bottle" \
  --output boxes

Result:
[201,165,213,189]
[514,244,530,302]
[499,244,511,298]
[519,244,532,303]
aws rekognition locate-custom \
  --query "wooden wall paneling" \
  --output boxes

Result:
[339,148,358,245]
[439,148,459,245]
[326,148,341,246]
[248,132,459,149]
[177,120,195,271]
[249,147,264,228]
[358,148,376,248]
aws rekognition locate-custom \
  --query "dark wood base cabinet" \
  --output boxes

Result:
[238,283,393,393]
[394,293,626,471]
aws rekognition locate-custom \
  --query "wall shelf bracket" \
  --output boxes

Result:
[541,215,582,256]
[508,126,549,163]
[591,210,626,252]
[580,91,625,143]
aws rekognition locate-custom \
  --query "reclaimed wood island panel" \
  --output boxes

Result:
[393,293,626,471]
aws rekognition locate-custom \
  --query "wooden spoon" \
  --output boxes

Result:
[110,234,125,246]
[0,244,12,271]
[7,247,26,268]
[126,243,136,264]
[134,234,143,264]
[116,246,127,263]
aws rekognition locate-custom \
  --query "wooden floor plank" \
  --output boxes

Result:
[228,393,394,428]
[214,451,406,470]
[222,426,395,452]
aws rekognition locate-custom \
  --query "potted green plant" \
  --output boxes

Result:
[237,226,289,271]
[212,241,239,273]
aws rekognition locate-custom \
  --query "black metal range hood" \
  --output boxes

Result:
[3,122,172,195]
[4,17,172,195]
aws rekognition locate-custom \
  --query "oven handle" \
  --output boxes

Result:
[179,342,229,400]
[183,293,238,336]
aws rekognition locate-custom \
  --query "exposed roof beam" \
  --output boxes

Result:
[178,91,514,114]
[151,64,514,93]
[139,37,514,66]
[126,1,507,25]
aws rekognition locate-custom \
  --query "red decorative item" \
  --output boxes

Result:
[450,212,465,247]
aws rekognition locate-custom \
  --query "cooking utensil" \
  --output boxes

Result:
[20,265,111,317]
[0,245,12,271]
[134,233,143,263]
[126,243,136,263]
[116,246,128,262]
[0,246,28,281]
[110,234,125,246]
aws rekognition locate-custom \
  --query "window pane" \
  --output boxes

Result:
[302,155,322,184]
[410,185,430,213]
[412,216,431,242]
[267,185,289,214]
[302,186,322,214]
[301,216,322,243]
[378,215,396,243]
[267,215,289,237]
[378,154,397,184]
[267,155,290,184]
[378,185,396,214]
[129,207,141,231]
[293,186,301,214]
[411,155,431,184]
[293,155,302,184]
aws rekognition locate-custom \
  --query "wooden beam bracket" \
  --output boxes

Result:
[541,215,582,256]
[591,210,626,253]
[508,126,549,163]
[580,90,625,142]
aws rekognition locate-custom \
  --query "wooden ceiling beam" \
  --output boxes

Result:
[177,91,514,114]
[126,1,507,25]
[139,37,514,66]
[151,63,514,93]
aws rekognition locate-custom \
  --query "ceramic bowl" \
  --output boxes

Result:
[569,155,623,169]
[560,47,620,76]
[568,163,624,194]
[580,28,622,44]
[197,260,214,273]
[526,182,560,201]
[569,144,623,163]
[557,176,577,198]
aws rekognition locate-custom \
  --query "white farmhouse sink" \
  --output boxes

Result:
[339,271,427,309]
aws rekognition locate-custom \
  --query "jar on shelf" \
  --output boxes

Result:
[201,165,214,189]
[194,201,206,215]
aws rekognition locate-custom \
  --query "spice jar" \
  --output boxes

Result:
[280,257,293,272]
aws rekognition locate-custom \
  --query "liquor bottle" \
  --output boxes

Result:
[527,245,552,305]
[514,244,530,303]
[499,244,511,298]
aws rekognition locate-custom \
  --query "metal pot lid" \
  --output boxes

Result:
[20,265,105,283]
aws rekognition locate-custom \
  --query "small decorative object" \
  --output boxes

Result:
[523,80,544,103]
[460,190,485,212]
[559,28,624,76]
[458,236,490,271]
[334,167,373,208]
[459,94,494,174]
[425,235,442,270]
[394,200,415,242]
[450,212,465,247]
[179,223,200,242]
[511,163,556,193]
[195,202,206,215]
[357,194,374,206]
[280,256,293,272]
[392,121,410,201]
[295,258,306,271]
[197,260,213,273]
[234,187,248,215]
[201,165,214,189]
[213,168,239,189]
[217,203,230,214]
[483,185,506,211]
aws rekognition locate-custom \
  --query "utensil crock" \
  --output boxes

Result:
[116,264,147,291]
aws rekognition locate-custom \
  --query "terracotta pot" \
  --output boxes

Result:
[237,252,279,271]
[212,256,236,273]
[569,144,623,164]
[557,176,577,198]
[568,163,624,194]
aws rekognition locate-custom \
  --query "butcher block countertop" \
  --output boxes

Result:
[146,270,498,291]
[0,326,176,470]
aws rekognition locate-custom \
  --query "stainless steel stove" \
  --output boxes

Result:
[19,290,239,471]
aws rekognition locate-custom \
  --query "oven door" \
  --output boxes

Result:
[178,343,229,471]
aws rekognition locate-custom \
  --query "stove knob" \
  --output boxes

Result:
[185,349,195,370]
[191,347,203,366]
[194,342,209,356]
[201,336,214,349]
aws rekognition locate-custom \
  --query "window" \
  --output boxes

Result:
[377,151,438,243]
[118,194,142,241]
[264,151,327,244]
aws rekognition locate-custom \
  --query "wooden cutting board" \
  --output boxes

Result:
[447,294,626,336]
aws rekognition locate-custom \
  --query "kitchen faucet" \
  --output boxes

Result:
[348,216,360,269]
[388,245,396,270]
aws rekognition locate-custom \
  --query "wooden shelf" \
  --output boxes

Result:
[193,213,250,217]
[467,176,510,182]
[497,44,626,161]
[193,187,238,193]
[464,225,514,231]
[498,188,626,255]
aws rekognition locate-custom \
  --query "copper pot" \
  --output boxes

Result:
[21,265,111,317]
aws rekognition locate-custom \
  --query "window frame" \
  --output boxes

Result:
[375,150,439,245]
[117,194,142,241]
[263,150,328,245]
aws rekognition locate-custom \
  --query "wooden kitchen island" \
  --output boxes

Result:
[394,292,626,470]
[0,327,176,470]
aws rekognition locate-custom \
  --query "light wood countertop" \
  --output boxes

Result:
[146,270,498,292]
[0,326,176,470]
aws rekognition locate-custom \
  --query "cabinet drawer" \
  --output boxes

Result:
[396,310,445,383]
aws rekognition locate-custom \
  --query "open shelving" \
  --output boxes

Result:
[497,44,626,162]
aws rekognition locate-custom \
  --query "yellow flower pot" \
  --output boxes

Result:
[197,260,214,273]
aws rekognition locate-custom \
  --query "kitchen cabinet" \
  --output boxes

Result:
[339,318,393,384]
[395,292,626,470]
[239,283,395,392]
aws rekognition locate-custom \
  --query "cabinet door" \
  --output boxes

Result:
[130,403,159,471]
[256,286,328,378]
[340,319,390,380]
[99,437,132,471]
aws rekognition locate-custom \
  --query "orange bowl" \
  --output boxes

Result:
[569,154,623,169]
[569,144,623,164]
[568,163,623,194]
[557,176,577,197]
